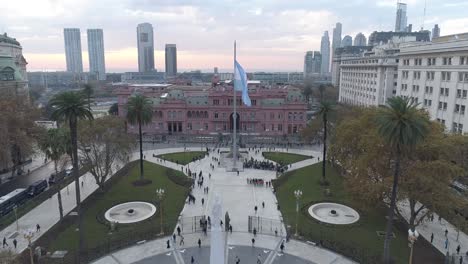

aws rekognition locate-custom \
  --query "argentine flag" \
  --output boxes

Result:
[234,60,251,107]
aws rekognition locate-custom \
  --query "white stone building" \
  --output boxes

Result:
[0,33,29,99]
[339,42,399,106]
[397,33,468,133]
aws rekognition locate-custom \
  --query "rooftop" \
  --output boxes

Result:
[0,33,20,46]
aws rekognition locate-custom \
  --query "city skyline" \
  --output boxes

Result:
[2,0,468,72]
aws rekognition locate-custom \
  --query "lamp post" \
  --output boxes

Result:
[13,205,18,231]
[294,190,303,236]
[408,228,419,264]
[156,188,165,235]
[23,229,35,264]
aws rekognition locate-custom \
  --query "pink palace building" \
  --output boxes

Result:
[116,82,307,136]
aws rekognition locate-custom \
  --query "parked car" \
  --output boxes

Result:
[48,171,66,185]
[27,180,48,197]
[65,166,74,176]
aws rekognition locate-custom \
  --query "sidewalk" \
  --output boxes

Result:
[398,200,468,260]
[0,153,50,185]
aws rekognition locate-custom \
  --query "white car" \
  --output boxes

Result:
[65,166,74,176]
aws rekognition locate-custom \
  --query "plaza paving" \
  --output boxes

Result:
[1,145,465,263]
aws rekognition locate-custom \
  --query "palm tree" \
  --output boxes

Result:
[376,97,430,263]
[82,83,93,110]
[50,91,93,255]
[126,94,153,182]
[38,128,69,220]
[318,101,334,184]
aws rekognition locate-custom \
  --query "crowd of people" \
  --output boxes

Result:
[243,158,278,171]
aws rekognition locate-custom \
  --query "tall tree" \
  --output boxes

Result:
[50,91,93,255]
[82,83,94,110]
[375,97,430,264]
[126,94,153,182]
[38,128,70,219]
[78,116,134,190]
[0,96,40,177]
[317,101,334,184]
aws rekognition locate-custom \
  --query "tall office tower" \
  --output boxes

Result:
[320,31,330,75]
[432,24,440,39]
[165,44,177,77]
[303,51,313,78]
[406,24,413,33]
[214,67,219,74]
[354,33,367,46]
[137,23,155,72]
[342,35,353,47]
[312,51,322,74]
[64,28,83,73]
[87,29,106,80]
[331,23,342,77]
[395,2,408,32]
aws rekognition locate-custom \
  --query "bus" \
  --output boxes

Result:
[0,188,29,216]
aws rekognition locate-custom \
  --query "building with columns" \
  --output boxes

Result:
[116,83,307,136]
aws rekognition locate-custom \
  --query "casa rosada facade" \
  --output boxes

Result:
[116,83,307,136]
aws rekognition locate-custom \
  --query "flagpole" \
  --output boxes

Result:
[233,41,237,169]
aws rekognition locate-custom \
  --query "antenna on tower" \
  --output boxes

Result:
[422,0,427,31]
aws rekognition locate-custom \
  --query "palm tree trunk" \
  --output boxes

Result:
[69,117,84,258]
[383,145,401,263]
[54,161,63,220]
[138,119,144,181]
[322,113,327,183]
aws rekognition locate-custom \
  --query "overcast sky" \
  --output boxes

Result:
[2,0,468,72]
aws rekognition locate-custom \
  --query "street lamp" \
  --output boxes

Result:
[23,228,35,264]
[408,228,419,264]
[156,188,166,235]
[13,205,18,231]
[294,190,303,236]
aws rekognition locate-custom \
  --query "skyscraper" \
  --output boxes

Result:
[354,33,367,46]
[137,23,155,72]
[395,2,408,32]
[432,24,440,39]
[331,23,342,78]
[304,51,313,78]
[165,44,177,77]
[320,31,330,76]
[342,35,353,47]
[87,29,106,80]
[64,28,83,73]
[332,23,342,54]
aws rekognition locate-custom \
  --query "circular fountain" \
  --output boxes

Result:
[308,203,360,225]
[104,202,156,224]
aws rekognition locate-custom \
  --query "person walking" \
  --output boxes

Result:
[457,245,461,255]
[445,229,449,237]
[262,201,265,209]
[180,235,185,246]
[235,256,240,264]
[251,238,255,247]
[36,224,41,232]
[253,228,257,237]
[431,233,434,243]
[167,240,171,249]
[198,238,201,248]
[173,233,176,243]
[191,256,195,264]
[2,237,8,248]
[280,240,285,252]
[202,198,205,206]
[445,238,449,249]
[177,226,181,236]
[13,239,17,249]
[254,206,258,214]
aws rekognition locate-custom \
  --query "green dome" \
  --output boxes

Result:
[0,33,20,46]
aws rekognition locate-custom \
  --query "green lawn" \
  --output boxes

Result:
[157,151,207,165]
[262,152,311,166]
[275,163,410,263]
[48,161,190,251]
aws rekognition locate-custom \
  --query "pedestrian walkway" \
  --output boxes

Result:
[0,153,50,184]
[398,200,468,261]
[0,146,354,264]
